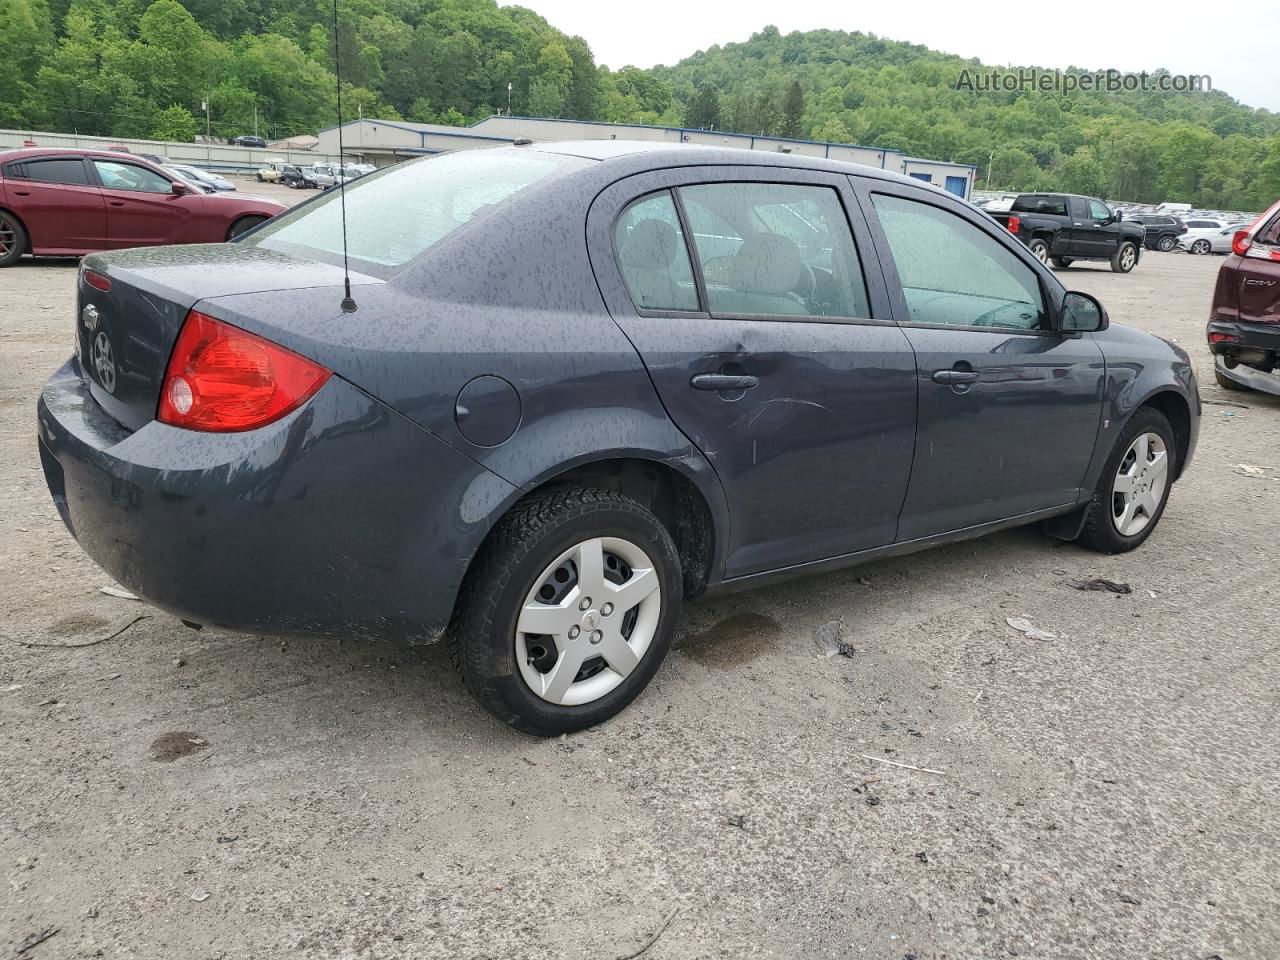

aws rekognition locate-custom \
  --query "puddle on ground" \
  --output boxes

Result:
[48,613,110,637]
[680,612,782,667]
[149,731,209,762]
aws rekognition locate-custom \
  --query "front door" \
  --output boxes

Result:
[587,167,918,578]
[90,158,200,248]
[858,182,1105,540]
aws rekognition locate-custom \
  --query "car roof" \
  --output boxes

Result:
[0,146,158,163]
[525,139,945,191]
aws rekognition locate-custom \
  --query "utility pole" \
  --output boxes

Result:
[507,82,513,117]
[253,104,258,139]
[987,151,994,189]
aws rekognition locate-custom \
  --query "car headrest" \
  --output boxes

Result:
[727,233,804,295]
[620,219,681,270]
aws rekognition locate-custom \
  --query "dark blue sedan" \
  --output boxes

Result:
[36,142,1200,734]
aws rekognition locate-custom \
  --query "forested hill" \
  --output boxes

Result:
[2,0,1277,208]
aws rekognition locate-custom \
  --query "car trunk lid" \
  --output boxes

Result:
[76,243,378,431]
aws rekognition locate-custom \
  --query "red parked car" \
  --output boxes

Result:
[0,148,287,267]
[1207,198,1280,395]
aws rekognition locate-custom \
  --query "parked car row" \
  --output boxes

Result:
[258,159,374,188]
[0,147,286,265]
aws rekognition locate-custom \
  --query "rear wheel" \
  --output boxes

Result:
[448,487,682,736]
[226,215,268,241]
[1028,238,1049,264]
[1111,242,1138,273]
[1158,235,1176,252]
[1076,407,1176,553]
[255,173,264,182]
[1050,256,1073,269]
[1191,239,1211,255]
[0,211,26,267]
[1214,367,1249,392]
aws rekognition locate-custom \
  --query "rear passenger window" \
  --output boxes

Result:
[679,182,870,319]
[14,158,90,185]
[870,193,1045,331]
[614,191,699,312]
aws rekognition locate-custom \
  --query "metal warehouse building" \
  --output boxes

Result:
[315,115,977,198]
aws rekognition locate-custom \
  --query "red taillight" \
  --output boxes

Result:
[1006,215,1020,234]
[1208,332,1238,344]
[84,269,111,292]
[1231,230,1252,257]
[157,311,330,432]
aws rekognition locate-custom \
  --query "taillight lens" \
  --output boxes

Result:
[158,311,330,431]
[1231,230,1252,257]
[83,268,112,291]
[1007,215,1020,234]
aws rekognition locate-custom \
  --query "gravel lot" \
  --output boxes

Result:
[2,233,1278,959]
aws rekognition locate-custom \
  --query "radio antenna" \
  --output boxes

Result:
[331,0,356,313]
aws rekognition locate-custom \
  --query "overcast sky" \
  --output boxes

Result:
[523,0,1280,113]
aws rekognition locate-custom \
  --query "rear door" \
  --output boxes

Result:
[89,157,202,248]
[855,179,1105,540]
[587,166,918,578]
[1,155,105,251]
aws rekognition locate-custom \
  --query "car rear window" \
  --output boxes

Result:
[246,149,590,273]
[1011,195,1068,216]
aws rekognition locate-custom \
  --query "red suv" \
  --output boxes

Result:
[0,148,286,267]
[1207,198,1280,394]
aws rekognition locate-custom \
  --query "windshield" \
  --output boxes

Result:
[245,149,590,273]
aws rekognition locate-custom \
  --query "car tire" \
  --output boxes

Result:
[1050,256,1073,269]
[1076,407,1176,554]
[1214,368,1249,392]
[256,173,264,182]
[1191,239,1211,255]
[226,215,268,241]
[1110,242,1138,273]
[448,486,682,736]
[1158,236,1176,252]
[0,210,27,267]
[1028,238,1049,264]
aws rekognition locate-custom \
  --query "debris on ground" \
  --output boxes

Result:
[190,888,211,902]
[1072,578,1132,594]
[1234,463,1269,478]
[860,754,947,776]
[15,927,59,954]
[1005,617,1057,642]
[915,851,929,863]
[1117,893,1142,905]
[10,614,149,649]
[813,620,856,658]
[99,585,141,600]
[3,684,23,693]
[1202,398,1249,409]
[616,905,679,960]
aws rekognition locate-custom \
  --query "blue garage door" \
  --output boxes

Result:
[909,172,932,183]
[944,175,967,198]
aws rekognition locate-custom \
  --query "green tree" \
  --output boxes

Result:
[685,85,721,129]
[149,103,197,140]
[781,79,804,138]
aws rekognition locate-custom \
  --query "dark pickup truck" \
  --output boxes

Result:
[988,193,1146,273]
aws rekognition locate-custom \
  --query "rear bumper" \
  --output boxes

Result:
[1214,355,1280,396]
[37,358,516,642]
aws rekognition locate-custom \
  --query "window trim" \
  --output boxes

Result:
[609,187,708,319]
[855,178,1067,338]
[3,155,94,187]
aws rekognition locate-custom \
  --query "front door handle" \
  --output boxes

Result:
[691,373,760,391]
[932,369,980,385]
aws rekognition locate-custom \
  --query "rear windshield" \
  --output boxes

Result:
[246,149,589,274]
[1011,195,1068,216]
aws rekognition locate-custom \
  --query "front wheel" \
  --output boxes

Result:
[448,487,682,736]
[1050,256,1073,269]
[1111,242,1138,273]
[226,215,268,241]
[1158,236,1176,252]
[1028,238,1049,264]
[1191,239,1211,255]
[1076,408,1176,553]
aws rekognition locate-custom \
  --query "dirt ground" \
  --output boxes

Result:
[2,232,1278,959]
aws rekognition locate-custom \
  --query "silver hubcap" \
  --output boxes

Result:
[1194,241,1208,254]
[0,222,15,256]
[515,536,661,706]
[1112,432,1168,537]
[1121,247,1135,269]
[1031,243,1048,263]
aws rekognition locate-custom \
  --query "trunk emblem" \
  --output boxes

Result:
[81,303,99,331]
[92,332,117,393]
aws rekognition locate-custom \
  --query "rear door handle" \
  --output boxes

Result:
[932,369,980,385]
[109,201,125,207]
[691,373,759,391]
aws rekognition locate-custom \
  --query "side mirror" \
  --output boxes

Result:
[1061,291,1108,333]
[170,180,189,195]
[1112,209,1122,222]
